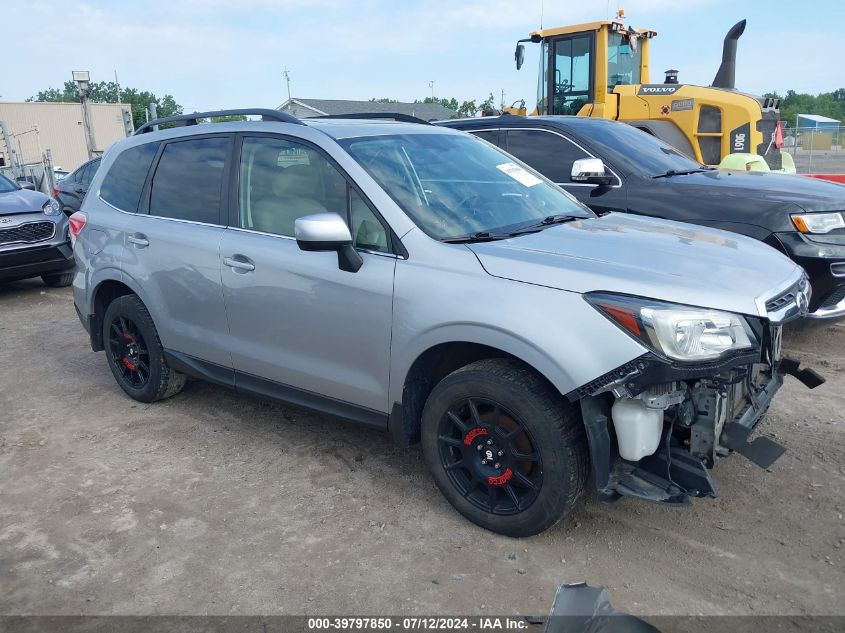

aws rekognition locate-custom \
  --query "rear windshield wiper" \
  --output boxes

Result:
[652,168,713,179]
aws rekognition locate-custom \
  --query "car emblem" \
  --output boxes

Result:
[796,291,809,315]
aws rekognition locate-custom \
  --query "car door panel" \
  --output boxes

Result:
[120,135,233,368]
[220,232,396,413]
[220,134,396,414]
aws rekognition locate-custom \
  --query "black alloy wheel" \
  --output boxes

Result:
[107,315,150,389]
[437,397,543,516]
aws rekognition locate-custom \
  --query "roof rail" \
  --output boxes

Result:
[311,112,432,125]
[134,108,302,135]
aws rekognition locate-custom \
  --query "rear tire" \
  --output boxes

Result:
[41,271,74,287]
[421,358,589,537]
[102,295,186,403]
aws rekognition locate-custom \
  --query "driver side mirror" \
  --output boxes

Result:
[514,43,525,70]
[571,158,614,186]
[294,212,363,273]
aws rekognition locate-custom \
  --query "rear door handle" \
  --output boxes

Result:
[223,256,255,272]
[127,234,149,248]
[74,187,85,194]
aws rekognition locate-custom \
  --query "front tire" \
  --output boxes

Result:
[102,295,186,403]
[421,359,588,537]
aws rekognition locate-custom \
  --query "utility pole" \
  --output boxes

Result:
[429,81,435,99]
[149,103,159,131]
[114,70,121,103]
[73,71,97,160]
[283,68,292,102]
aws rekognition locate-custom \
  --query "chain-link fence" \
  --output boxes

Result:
[783,125,845,174]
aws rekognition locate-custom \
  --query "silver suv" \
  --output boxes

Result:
[71,109,822,536]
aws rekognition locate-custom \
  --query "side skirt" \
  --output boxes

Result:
[163,349,389,430]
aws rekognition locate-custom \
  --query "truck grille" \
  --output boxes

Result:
[0,221,56,245]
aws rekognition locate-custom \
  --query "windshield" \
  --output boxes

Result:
[579,120,708,177]
[0,174,18,193]
[607,32,641,88]
[339,133,593,240]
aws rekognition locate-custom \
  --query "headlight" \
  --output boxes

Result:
[791,212,844,234]
[586,293,757,362]
[42,199,61,215]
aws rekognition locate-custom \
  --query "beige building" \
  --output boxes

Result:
[0,101,133,173]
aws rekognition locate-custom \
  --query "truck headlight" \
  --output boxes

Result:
[42,199,61,215]
[790,212,844,234]
[586,293,757,362]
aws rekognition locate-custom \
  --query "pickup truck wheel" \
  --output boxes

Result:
[421,358,588,537]
[102,295,186,403]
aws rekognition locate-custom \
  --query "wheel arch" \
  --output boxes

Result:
[388,338,569,448]
[88,276,143,351]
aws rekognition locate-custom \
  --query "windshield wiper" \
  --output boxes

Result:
[442,231,511,244]
[508,214,584,236]
[652,168,714,179]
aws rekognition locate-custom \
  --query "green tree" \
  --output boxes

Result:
[28,80,183,130]
[765,89,845,128]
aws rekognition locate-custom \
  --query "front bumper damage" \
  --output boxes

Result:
[569,325,825,507]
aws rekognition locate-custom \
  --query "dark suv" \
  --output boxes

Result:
[54,156,101,217]
[438,115,845,319]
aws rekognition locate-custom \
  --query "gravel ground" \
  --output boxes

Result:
[1,279,843,617]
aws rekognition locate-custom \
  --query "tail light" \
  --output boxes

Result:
[68,212,87,246]
[53,185,60,197]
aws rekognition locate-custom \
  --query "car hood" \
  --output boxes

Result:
[0,188,50,215]
[667,169,845,213]
[468,213,802,318]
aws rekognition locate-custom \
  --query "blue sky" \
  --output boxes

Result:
[5,0,842,111]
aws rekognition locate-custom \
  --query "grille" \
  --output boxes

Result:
[821,285,845,309]
[765,290,796,313]
[0,221,56,245]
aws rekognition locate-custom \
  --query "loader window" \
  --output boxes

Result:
[550,34,594,116]
[607,32,641,88]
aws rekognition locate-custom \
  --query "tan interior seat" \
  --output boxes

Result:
[252,164,328,236]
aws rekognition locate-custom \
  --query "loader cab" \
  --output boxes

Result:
[519,20,656,118]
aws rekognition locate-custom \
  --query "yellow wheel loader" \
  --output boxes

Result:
[512,15,785,169]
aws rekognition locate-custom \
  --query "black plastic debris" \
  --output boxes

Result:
[544,583,660,633]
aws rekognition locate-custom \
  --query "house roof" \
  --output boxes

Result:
[797,113,840,124]
[277,98,457,121]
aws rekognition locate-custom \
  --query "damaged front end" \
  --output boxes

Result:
[570,283,824,506]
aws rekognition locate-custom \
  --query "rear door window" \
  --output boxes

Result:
[100,142,159,212]
[505,129,591,184]
[149,137,230,224]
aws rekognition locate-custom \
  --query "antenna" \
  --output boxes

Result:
[539,0,544,28]
[283,68,292,102]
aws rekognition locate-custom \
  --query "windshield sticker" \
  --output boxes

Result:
[496,162,542,187]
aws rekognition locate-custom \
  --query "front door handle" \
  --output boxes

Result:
[74,187,85,194]
[127,234,149,248]
[223,256,255,272]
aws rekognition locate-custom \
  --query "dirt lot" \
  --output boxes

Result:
[1,279,843,617]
